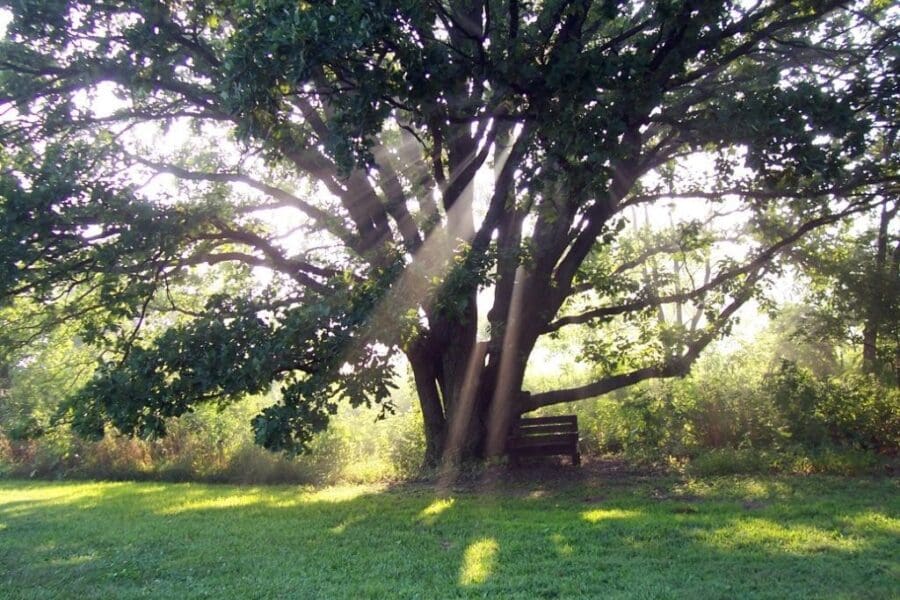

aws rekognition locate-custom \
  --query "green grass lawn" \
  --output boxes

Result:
[0,473,897,599]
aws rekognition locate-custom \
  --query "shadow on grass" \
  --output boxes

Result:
[0,475,897,599]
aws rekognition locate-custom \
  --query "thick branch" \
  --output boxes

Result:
[195,223,336,294]
[524,268,764,411]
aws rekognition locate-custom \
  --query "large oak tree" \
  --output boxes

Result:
[1,0,896,464]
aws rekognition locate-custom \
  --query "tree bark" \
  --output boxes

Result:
[891,238,900,386]
[407,342,447,466]
[863,200,896,373]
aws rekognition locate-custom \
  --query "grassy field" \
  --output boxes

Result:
[1,471,897,599]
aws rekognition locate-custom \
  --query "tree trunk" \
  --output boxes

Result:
[863,200,896,373]
[407,343,447,466]
[892,238,900,387]
[406,314,534,467]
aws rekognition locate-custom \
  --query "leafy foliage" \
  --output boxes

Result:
[0,1,897,460]
[64,270,402,453]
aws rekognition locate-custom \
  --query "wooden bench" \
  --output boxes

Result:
[507,415,581,465]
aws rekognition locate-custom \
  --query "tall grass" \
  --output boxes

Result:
[0,382,425,485]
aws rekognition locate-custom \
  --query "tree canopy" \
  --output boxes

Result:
[1,0,897,463]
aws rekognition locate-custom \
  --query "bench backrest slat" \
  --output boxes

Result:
[513,423,576,436]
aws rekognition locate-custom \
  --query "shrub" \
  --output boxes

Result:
[577,398,629,455]
[767,361,900,452]
[767,360,829,446]
[617,383,690,457]
[819,374,900,452]
[76,435,152,480]
[386,407,427,478]
[218,444,321,485]
[680,351,782,450]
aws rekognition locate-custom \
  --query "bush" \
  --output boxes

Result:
[768,360,829,446]
[76,435,152,480]
[577,398,629,455]
[386,406,427,478]
[819,374,900,452]
[617,383,690,457]
[562,350,899,474]
[680,352,782,450]
[217,445,321,485]
[584,348,785,460]
[768,361,900,452]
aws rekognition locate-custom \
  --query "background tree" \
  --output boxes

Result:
[1,1,897,465]
[788,194,899,382]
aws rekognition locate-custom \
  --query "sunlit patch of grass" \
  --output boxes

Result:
[298,483,384,504]
[525,489,548,499]
[842,511,900,535]
[677,476,794,500]
[156,483,384,514]
[705,518,865,554]
[550,533,574,557]
[581,508,641,523]
[420,497,455,518]
[157,491,267,515]
[0,481,117,514]
[459,537,499,585]
[48,554,96,567]
[328,515,365,535]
